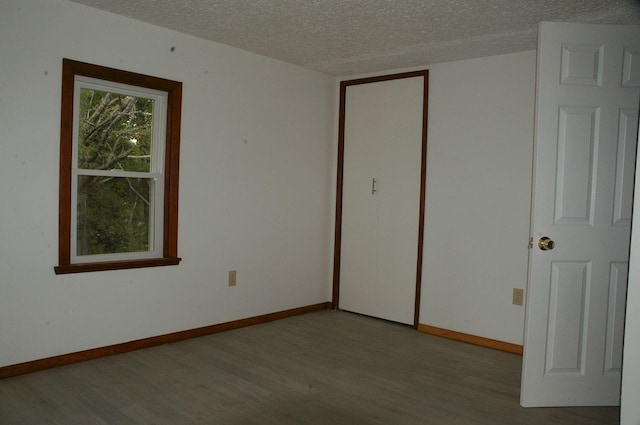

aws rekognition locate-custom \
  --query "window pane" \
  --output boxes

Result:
[77,88,153,172]
[77,175,153,256]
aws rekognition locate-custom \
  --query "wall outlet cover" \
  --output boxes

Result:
[513,288,524,306]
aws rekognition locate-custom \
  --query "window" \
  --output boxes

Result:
[55,59,182,274]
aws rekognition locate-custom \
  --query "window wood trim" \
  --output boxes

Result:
[55,59,182,274]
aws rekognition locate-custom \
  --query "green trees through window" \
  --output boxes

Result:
[76,89,154,256]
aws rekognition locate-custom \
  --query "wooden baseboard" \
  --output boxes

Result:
[0,302,331,379]
[417,324,523,355]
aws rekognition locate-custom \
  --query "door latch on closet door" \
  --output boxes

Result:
[371,178,377,195]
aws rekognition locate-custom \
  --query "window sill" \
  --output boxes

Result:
[54,257,181,275]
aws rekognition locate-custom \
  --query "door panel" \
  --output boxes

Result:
[604,262,627,375]
[546,261,589,374]
[521,22,640,407]
[614,109,639,225]
[555,106,598,224]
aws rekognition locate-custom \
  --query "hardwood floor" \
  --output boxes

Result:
[0,310,619,424]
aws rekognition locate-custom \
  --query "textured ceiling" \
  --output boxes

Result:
[69,0,640,76]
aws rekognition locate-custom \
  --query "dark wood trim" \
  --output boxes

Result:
[0,302,331,379]
[61,59,182,92]
[414,70,429,328]
[331,81,347,309]
[58,60,74,267]
[418,324,524,355]
[163,73,182,259]
[55,59,182,274]
[339,70,429,88]
[54,257,181,274]
[332,70,429,328]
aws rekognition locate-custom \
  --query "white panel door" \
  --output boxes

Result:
[521,22,640,407]
[339,75,425,326]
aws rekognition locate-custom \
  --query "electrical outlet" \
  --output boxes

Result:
[513,288,524,306]
[228,270,237,286]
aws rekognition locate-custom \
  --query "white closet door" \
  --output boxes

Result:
[339,75,424,325]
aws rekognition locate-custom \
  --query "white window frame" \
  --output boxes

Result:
[70,76,168,264]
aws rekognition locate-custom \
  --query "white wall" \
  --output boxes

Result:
[420,51,536,345]
[1,0,537,369]
[337,51,536,346]
[621,120,640,424]
[0,0,334,367]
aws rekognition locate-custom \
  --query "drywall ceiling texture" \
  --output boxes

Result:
[70,0,640,75]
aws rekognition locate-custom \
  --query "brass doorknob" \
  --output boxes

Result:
[538,236,555,251]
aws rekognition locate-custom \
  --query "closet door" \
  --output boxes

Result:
[337,73,427,326]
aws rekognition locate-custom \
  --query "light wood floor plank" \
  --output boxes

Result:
[0,310,619,424]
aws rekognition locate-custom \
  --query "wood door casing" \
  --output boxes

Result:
[332,71,429,328]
